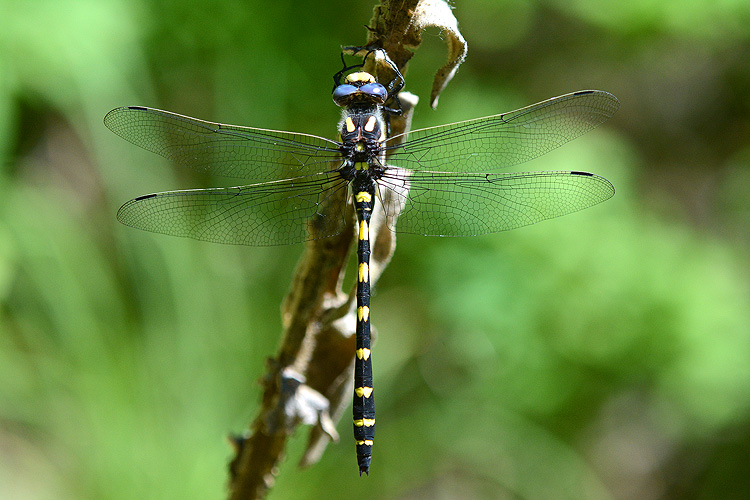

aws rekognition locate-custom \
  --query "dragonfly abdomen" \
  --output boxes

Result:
[352,183,375,476]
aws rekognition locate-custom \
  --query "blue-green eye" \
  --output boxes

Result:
[359,83,387,103]
[333,84,358,106]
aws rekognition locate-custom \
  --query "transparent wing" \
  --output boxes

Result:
[117,173,350,246]
[386,90,619,173]
[104,106,342,183]
[378,169,614,236]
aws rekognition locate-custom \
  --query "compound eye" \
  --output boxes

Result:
[360,83,387,103]
[332,84,358,106]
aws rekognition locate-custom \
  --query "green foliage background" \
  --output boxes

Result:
[1,1,749,499]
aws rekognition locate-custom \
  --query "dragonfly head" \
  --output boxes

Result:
[332,72,388,108]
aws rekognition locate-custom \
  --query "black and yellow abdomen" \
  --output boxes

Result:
[338,99,388,475]
[352,183,375,475]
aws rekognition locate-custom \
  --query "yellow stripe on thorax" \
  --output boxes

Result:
[364,115,377,132]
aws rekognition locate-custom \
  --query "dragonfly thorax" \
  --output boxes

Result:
[339,112,386,176]
[339,111,386,146]
[337,108,387,185]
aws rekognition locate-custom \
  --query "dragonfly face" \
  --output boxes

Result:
[332,71,389,107]
[105,52,619,475]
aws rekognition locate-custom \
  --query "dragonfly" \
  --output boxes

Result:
[104,50,619,475]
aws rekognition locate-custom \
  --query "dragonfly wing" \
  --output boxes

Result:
[117,173,350,246]
[378,169,614,236]
[386,90,619,173]
[104,106,342,183]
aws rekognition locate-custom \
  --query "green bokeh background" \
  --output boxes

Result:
[1,1,749,499]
